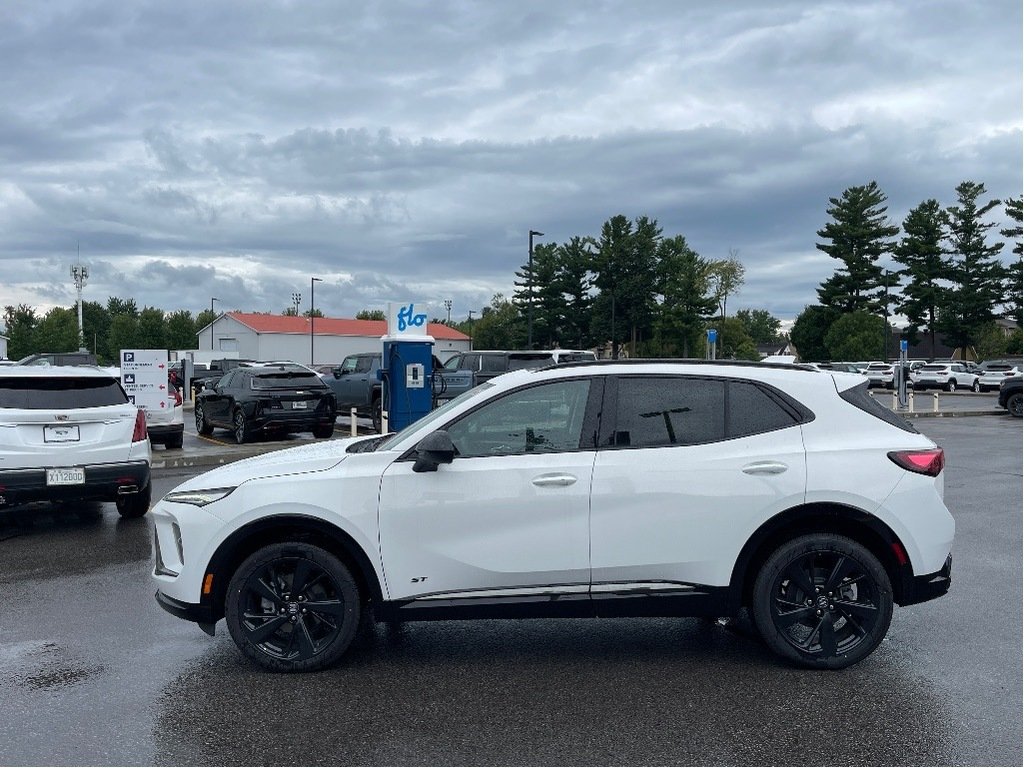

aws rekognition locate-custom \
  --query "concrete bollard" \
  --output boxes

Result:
[933,392,939,412]
[381,411,389,434]
[892,391,898,409]
[350,407,358,436]
[908,390,915,413]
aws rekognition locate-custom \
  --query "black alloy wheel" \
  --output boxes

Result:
[233,409,249,444]
[946,379,957,392]
[1008,392,1023,418]
[195,403,213,435]
[225,543,361,672]
[752,534,893,669]
[972,379,981,393]
[371,396,383,433]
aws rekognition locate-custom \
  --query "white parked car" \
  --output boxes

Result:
[911,362,980,392]
[863,362,896,388]
[0,366,152,516]
[146,380,185,449]
[152,361,954,672]
[976,361,1021,393]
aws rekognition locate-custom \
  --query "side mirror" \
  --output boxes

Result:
[332,367,342,379]
[413,430,456,473]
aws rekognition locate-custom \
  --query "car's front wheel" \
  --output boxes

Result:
[225,543,362,672]
[971,379,981,393]
[751,533,893,669]
[1008,392,1023,418]
[946,379,957,392]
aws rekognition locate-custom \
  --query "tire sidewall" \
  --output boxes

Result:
[225,543,361,672]
[751,534,893,670]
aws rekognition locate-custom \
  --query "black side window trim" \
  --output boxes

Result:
[599,374,814,451]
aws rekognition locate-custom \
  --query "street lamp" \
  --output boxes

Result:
[70,255,89,352]
[310,277,322,365]
[467,310,475,343]
[443,299,452,325]
[528,230,544,349]
[881,270,890,361]
[210,297,219,351]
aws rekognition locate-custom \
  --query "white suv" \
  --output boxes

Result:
[911,362,980,392]
[0,366,152,517]
[152,361,954,671]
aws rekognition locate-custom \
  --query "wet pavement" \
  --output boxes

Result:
[0,416,1020,765]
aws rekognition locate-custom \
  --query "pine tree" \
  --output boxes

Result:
[556,236,596,349]
[892,199,947,359]
[815,181,899,312]
[1000,196,1022,324]
[654,235,717,357]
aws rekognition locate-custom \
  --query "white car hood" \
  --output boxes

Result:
[170,436,366,492]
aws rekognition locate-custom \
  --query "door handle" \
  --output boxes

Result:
[532,473,577,487]
[741,461,788,475]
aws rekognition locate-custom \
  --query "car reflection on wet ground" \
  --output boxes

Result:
[0,416,1020,766]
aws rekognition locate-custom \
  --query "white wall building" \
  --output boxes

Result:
[0,334,8,360]
[196,312,472,365]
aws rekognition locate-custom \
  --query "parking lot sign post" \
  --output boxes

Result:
[707,328,717,360]
[120,349,170,418]
[898,338,909,408]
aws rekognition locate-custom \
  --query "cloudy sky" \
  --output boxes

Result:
[1,0,1021,328]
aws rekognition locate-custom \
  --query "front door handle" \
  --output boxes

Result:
[741,461,789,475]
[532,473,577,487]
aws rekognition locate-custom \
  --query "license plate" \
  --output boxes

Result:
[44,425,80,443]
[292,401,307,410]
[47,467,85,486]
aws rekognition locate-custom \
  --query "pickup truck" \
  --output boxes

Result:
[321,352,473,431]
[190,358,257,395]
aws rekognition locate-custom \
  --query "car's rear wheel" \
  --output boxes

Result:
[225,543,361,672]
[371,395,383,433]
[751,533,893,669]
[1008,392,1023,418]
[115,483,151,518]
[312,422,335,439]
[233,409,250,444]
[971,379,981,393]
[946,379,957,392]
[195,404,213,435]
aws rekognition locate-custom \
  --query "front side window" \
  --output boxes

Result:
[446,379,592,458]
[339,356,360,374]
[614,377,726,447]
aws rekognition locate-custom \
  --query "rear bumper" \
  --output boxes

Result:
[898,554,952,606]
[147,423,184,438]
[0,460,151,508]
[249,411,336,432]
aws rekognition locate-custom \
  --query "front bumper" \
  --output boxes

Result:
[898,554,952,606]
[155,591,218,635]
[0,460,151,508]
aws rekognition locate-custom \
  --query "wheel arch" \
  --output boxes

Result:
[728,502,913,612]
[201,514,384,623]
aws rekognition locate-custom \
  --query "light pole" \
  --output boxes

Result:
[467,310,475,344]
[443,299,452,324]
[528,230,543,349]
[210,297,219,351]
[310,277,322,365]
[291,291,302,316]
[881,270,890,361]
[70,252,89,352]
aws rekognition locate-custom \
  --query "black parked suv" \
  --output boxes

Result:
[194,364,337,443]
[998,375,1022,418]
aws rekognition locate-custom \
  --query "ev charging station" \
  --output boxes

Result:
[380,302,434,432]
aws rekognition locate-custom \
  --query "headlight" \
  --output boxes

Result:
[163,487,236,507]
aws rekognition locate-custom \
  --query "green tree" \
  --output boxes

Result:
[824,311,886,362]
[472,294,524,349]
[108,314,140,356]
[653,235,717,357]
[707,251,745,319]
[556,236,596,349]
[80,301,112,361]
[302,308,324,318]
[892,199,947,359]
[711,316,759,360]
[355,309,386,321]
[137,307,166,349]
[735,308,781,345]
[512,242,564,347]
[975,322,1023,360]
[195,309,217,349]
[790,305,841,362]
[165,310,197,351]
[1000,196,1022,324]
[816,181,899,312]
[107,297,138,317]
[2,304,38,359]
[937,181,1006,358]
[34,307,79,352]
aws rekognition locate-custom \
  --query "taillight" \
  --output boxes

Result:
[888,448,944,476]
[132,408,148,442]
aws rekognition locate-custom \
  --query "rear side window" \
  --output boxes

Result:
[508,353,553,371]
[614,377,726,447]
[727,381,801,437]
[480,354,507,373]
[838,381,918,433]
[0,377,128,409]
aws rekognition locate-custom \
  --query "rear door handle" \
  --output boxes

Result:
[741,461,788,475]
[532,474,577,487]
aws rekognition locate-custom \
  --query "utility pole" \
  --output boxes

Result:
[70,244,89,352]
[528,230,543,349]
[291,291,302,316]
[310,277,322,365]
[444,299,452,324]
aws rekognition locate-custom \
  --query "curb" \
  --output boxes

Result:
[898,409,1007,419]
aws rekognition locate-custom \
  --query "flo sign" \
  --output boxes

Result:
[386,302,429,339]
[120,349,170,413]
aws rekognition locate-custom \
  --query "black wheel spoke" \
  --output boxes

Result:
[775,604,814,628]
[834,598,877,622]
[252,577,284,606]
[783,560,816,597]
[290,559,313,596]
[816,616,838,656]
[304,598,347,617]
[294,618,317,659]
[824,556,856,592]
[246,615,288,644]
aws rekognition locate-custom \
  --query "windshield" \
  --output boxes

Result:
[377,382,495,451]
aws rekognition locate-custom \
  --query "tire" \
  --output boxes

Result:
[371,395,383,433]
[115,483,152,519]
[1008,392,1023,418]
[312,422,335,439]
[971,379,981,393]
[195,404,214,435]
[233,408,250,444]
[946,379,956,392]
[225,542,361,672]
[751,533,893,669]
[166,431,184,449]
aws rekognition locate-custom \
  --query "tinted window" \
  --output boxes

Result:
[251,372,327,389]
[447,379,591,458]
[615,377,726,447]
[443,356,463,371]
[727,381,799,437]
[839,381,918,433]
[480,354,507,373]
[356,356,377,373]
[0,377,128,409]
[463,354,480,371]
[508,353,554,370]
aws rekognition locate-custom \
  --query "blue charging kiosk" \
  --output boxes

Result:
[380,302,434,431]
